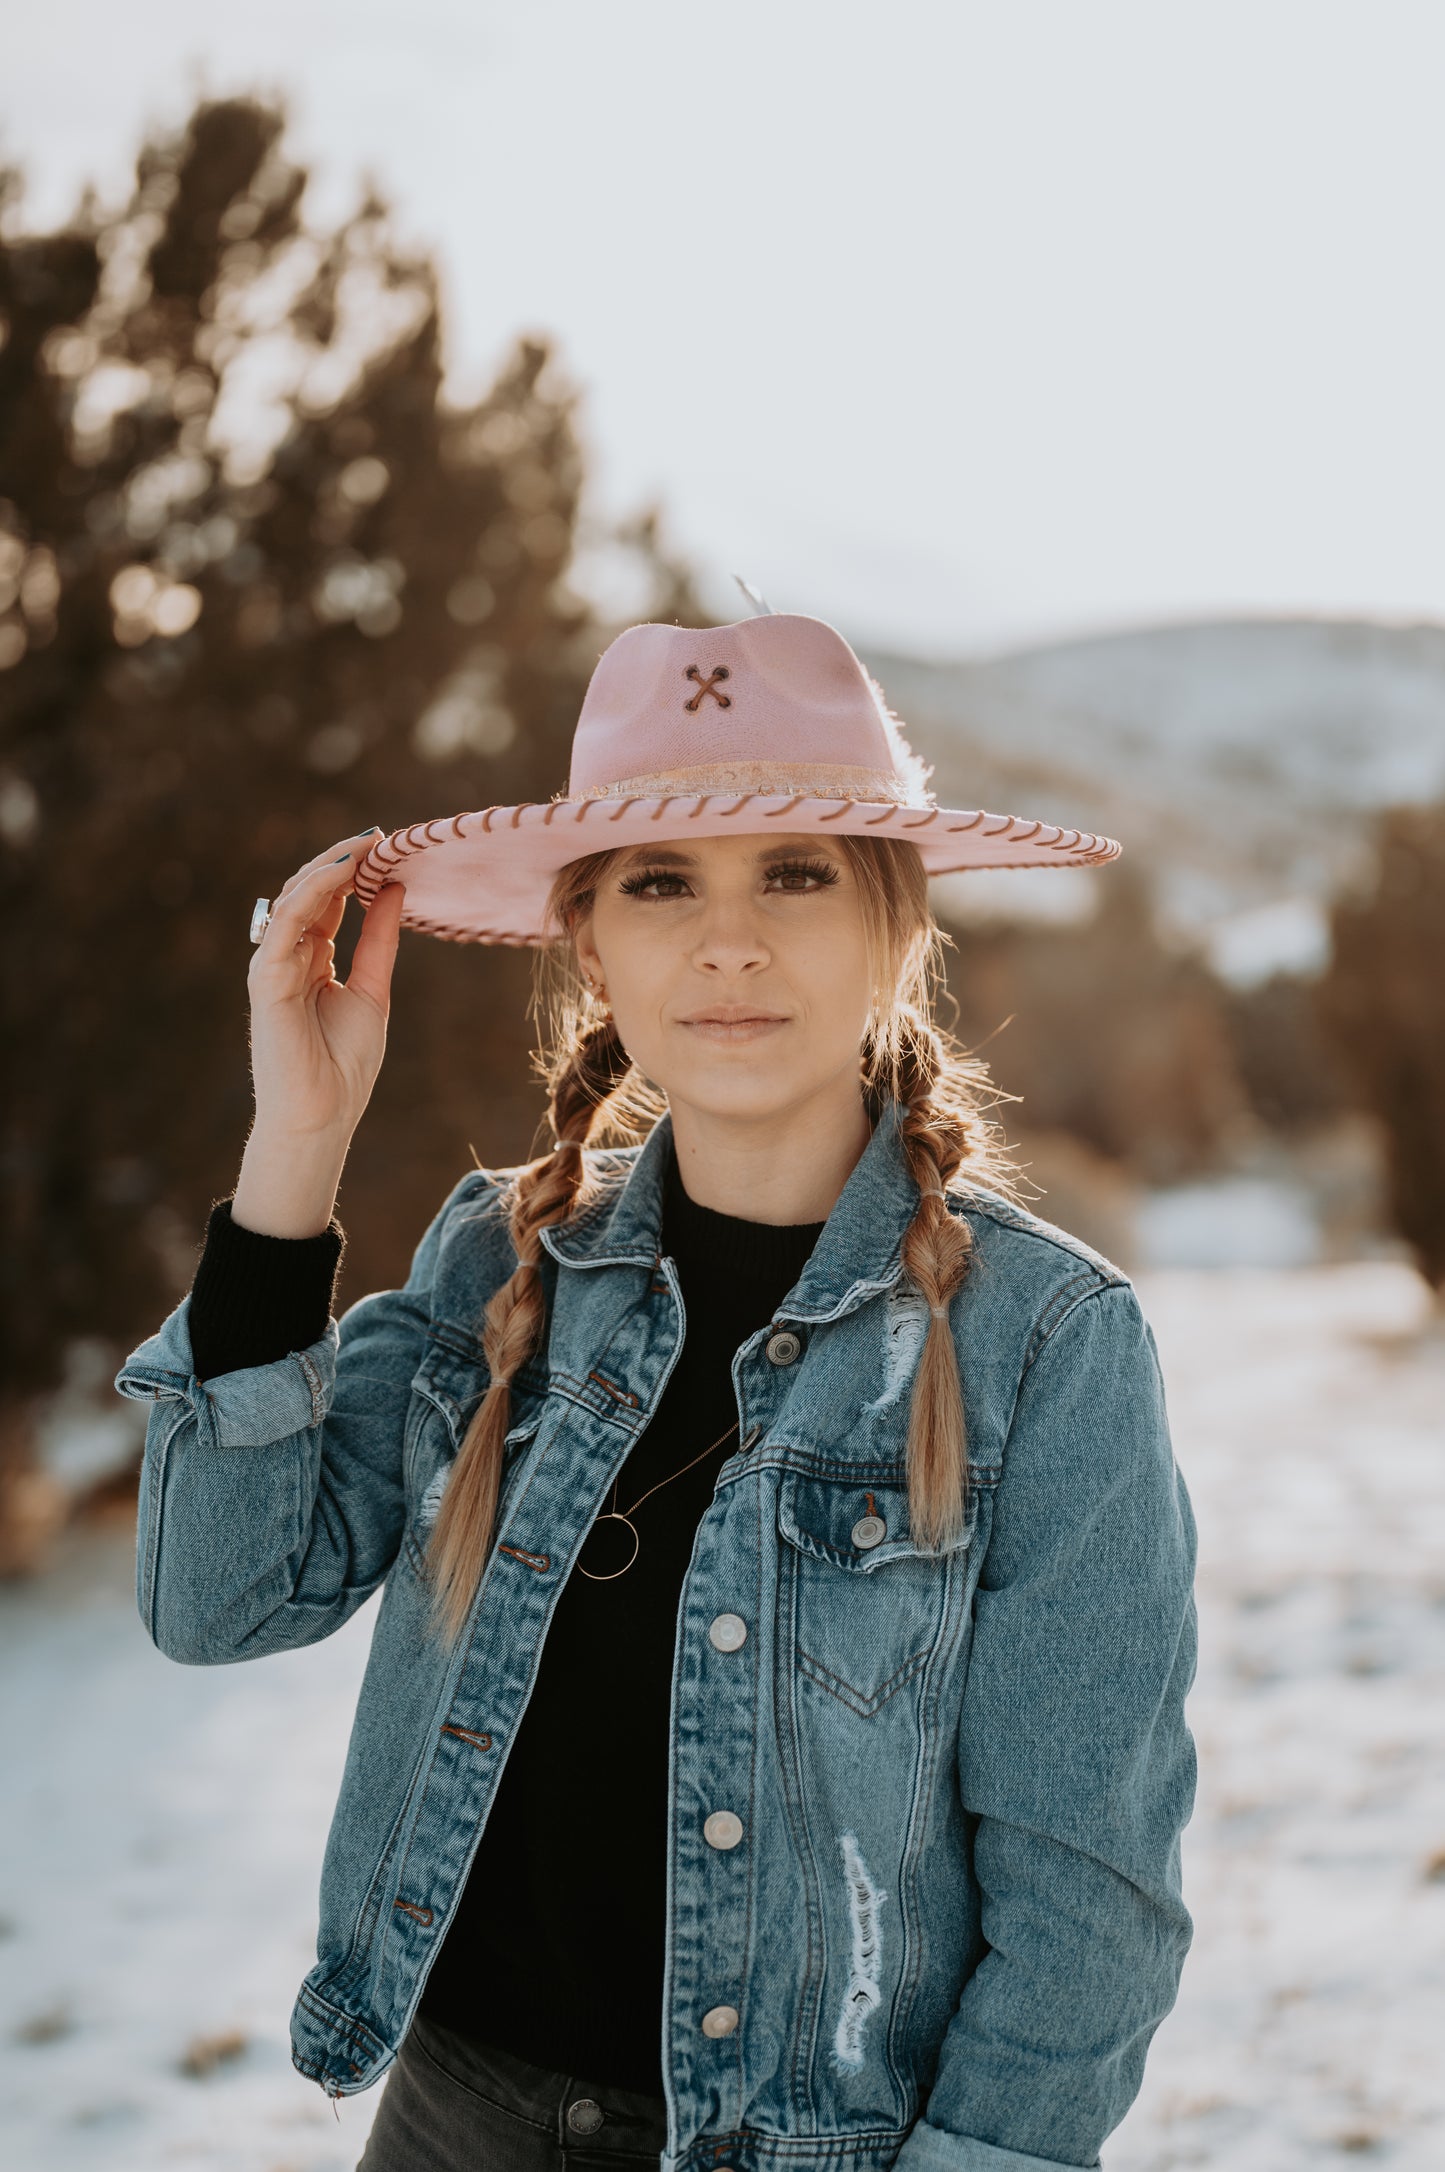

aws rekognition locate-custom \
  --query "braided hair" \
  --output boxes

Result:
[421,833,1032,1650]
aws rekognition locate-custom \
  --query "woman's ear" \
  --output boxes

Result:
[573,919,601,989]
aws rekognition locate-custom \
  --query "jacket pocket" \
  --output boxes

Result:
[775,1470,976,1718]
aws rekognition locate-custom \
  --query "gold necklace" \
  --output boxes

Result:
[575,1417,741,1581]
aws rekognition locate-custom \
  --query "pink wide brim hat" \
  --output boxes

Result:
[351,610,1121,945]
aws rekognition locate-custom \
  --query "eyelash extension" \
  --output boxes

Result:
[618,855,840,898]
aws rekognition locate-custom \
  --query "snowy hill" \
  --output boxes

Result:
[862,617,1445,971]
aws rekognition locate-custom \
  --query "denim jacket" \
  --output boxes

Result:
[114,1094,1197,2172]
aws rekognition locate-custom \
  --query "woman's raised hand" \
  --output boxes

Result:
[244,828,406,1151]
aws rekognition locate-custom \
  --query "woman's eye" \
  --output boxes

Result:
[773,860,838,890]
[618,870,687,899]
[618,859,838,899]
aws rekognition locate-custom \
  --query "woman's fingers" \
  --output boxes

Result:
[241,832,396,1143]
[273,827,383,908]
[344,879,406,1014]
[252,853,359,967]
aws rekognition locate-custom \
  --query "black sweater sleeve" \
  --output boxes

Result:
[187,1197,346,1384]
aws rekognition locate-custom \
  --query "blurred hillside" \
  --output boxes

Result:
[858,620,1445,1283]
[868,616,1445,973]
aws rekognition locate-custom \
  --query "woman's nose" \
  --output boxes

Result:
[687,901,771,969]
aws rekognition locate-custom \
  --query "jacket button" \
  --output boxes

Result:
[701,2004,740,2037]
[851,1514,887,1549]
[703,1810,744,1849]
[566,2098,604,2134]
[708,1612,747,1651]
[764,1328,802,1365]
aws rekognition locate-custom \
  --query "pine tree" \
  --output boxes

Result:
[0,92,713,1565]
[1315,802,1445,1293]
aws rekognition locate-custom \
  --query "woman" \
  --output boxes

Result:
[116,605,1197,2172]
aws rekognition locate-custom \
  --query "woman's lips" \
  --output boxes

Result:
[680,1017,789,1043]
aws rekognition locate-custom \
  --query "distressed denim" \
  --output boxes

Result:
[114,1093,1197,2172]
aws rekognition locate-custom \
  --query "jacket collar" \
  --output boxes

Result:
[538,1093,918,1325]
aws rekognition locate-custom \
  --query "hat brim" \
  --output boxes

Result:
[351,793,1122,946]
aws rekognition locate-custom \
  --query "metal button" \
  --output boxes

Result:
[708,1612,747,1652]
[703,1809,744,1850]
[566,2098,604,2134]
[851,1514,887,1549]
[764,1329,802,1366]
[701,2004,740,2037]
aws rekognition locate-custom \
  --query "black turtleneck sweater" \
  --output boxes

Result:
[185,1136,825,2097]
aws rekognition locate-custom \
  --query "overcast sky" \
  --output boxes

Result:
[4,0,1441,656]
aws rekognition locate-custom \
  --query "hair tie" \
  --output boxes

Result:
[930,1303,949,1318]
[921,1185,947,1200]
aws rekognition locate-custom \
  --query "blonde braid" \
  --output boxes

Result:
[422,1013,633,1650]
[893,1009,979,1551]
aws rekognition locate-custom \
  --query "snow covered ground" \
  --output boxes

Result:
[2,1261,1442,2172]
[1111,1264,1445,2169]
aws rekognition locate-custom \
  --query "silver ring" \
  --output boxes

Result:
[249,897,272,945]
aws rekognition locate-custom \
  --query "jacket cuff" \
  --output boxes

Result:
[114,1292,340,1446]
[893,2120,1097,2172]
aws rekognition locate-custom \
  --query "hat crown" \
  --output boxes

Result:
[348,597,1121,945]
[567,613,931,806]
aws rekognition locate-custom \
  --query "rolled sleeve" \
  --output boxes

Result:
[896,2122,1089,2172]
[112,1166,494,1664]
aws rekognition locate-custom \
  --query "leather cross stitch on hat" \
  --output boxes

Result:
[351,598,1121,945]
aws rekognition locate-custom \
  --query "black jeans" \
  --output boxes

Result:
[356,2011,671,2170]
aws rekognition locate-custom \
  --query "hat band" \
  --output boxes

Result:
[569,759,920,806]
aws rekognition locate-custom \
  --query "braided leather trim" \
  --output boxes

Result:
[348,795,1123,943]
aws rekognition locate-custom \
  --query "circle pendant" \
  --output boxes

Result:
[575,1511,641,1581]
